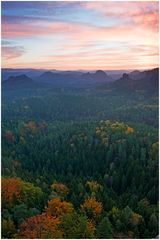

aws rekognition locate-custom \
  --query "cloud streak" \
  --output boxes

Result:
[2,41,25,60]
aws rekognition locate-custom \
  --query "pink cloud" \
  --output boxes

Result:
[132,11,159,30]
[2,45,25,60]
[82,1,159,31]
[2,21,85,38]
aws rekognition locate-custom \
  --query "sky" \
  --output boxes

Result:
[1,1,159,70]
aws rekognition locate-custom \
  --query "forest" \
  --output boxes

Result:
[1,68,159,239]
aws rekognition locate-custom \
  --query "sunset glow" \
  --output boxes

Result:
[1,1,159,70]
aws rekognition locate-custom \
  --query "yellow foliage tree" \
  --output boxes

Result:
[108,207,120,222]
[2,219,16,238]
[151,142,159,160]
[129,213,143,227]
[85,180,102,196]
[51,182,69,199]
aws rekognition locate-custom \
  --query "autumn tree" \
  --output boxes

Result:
[126,127,134,134]
[2,177,43,208]
[25,121,37,131]
[151,142,159,161]
[2,177,22,207]
[17,213,63,239]
[81,196,102,219]
[85,180,102,196]
[108,207,120,224]
[50,182,69,199]
[45,198,74,218]
[2,218,17,238]
[129,212,143,227]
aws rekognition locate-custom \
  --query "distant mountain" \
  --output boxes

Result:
[129,70,141,79]
[80,70,112,85]
[113,68,159,94]
[93,70,111,81]
[37,69,112,87]
[94,70,107,78]
[2,74,37,90]
[2,68,49,80]
[39,71,56,81]
[38,71,80,86]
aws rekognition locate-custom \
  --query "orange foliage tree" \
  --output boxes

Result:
[2,177,43,208]
[2,177,22,207]
[85,220,95,238]
[126,127,134,134]
[25,121,37,131]
[45,198,74,218]
[81,196,102,218]
[17,213,63,239]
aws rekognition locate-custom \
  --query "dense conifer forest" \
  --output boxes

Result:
[1,68,159,239]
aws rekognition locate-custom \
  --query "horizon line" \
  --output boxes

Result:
[2,66,159,72]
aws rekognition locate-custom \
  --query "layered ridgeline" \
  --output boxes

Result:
[2,69,112,88]
[2,68,158,127]
[2,68,158,91]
